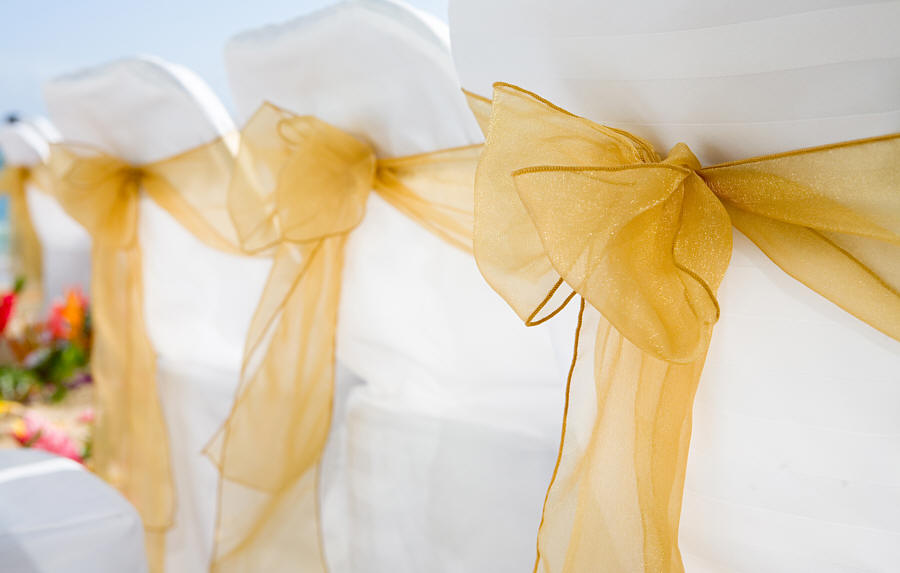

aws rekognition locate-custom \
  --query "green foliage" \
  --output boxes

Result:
[0,366,40,401]
[0,342,88,402]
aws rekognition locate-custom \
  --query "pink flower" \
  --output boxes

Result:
[76,408,95,424]
[11,413,83,463]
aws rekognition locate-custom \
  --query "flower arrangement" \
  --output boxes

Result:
[0,281,92,403]
[9,409,89,462]
[0,279,94,462]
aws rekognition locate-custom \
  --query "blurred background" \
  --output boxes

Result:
[0,0,449,116]
[0,0,449,246]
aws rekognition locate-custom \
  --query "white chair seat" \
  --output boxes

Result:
[0,450,146,573]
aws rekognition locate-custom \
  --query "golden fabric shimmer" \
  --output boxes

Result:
[0,166,44,311]
[202,104,478,572]
[470,83,900,573]
[46,139,238,573]
[41,105,476,572]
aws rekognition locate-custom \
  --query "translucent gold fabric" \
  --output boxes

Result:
[42,104,478,572]
[46,140,238,573]
[0,166,44,310]
[470,83,900,573]
[203,103,478,572]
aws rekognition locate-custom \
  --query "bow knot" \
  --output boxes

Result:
[475,85,731,363]
[0,166,30,196]
[50,147,146,248]
[471,82,900,573]
[230,104,375,253]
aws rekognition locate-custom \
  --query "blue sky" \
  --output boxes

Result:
[0,0,449,118]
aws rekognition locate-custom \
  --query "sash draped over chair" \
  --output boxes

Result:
[46,140,239,573]
[468,83,900,573]
[0,165,44,309]
[203,103,479,572]
[40,78,900,573]
[42,104,480,572]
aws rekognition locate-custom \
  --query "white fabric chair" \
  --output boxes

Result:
[44,56,272,572]
[226,1,562,571]
[450,1,900,571]
[0,120,91,308]
[0,449,146,573]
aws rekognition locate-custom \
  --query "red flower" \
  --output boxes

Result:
[45,288,89,341]
[0,292,16,335]
[46,302,70,340]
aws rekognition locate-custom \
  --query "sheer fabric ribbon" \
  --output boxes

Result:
[469,83,900,573]
[203,103,478,572]
[0,166,44,311]
[44,105,479,572]
[47,141,238,573]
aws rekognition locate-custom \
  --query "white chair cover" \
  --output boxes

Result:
[0,121,91,308]
[44,56,272,572]
[450,1,900,571]
[0,449,147,573]
[226,1,562,571]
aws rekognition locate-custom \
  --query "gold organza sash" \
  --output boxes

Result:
[47,141,238,573]
[202,104,478,572]
[41,106,477,572]
[470,83,900,573]
[0,166,43,309]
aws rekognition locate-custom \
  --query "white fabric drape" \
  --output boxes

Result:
[44,56,272,572]
[225,2,561,571]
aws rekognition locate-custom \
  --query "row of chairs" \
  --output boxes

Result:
[2,0,898,571]
[2,3,561,572]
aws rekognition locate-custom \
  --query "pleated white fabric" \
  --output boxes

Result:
[0,120,91,308]
[449,0,900,571]
[44,56,273,572]
[226,1,562,571]
[0,449,147,573]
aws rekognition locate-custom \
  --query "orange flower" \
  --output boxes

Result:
[46,287,88,341]
[60,288,86,337]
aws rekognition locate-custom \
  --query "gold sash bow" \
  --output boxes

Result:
[471,84,900,573]
[0,165,43,310]
[205,103,478,572]
[48,148,173,572]
[47,140,241,572]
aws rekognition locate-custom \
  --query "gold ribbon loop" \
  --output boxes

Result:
[50,148,146,248]
[476,85,731,362]
[228,104,375,254]
[471,82,900,573]
[511,150,729,362]
[275,117,374,242]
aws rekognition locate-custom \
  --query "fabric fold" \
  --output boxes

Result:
[200,103,479,572]
[0,166,44,311]
[46,138,239,573]
[41,102,481,572]
[470,83,900,573]
[47,146,174,573]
